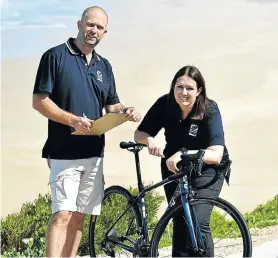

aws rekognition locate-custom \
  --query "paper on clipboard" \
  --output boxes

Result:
[72,113,128,136]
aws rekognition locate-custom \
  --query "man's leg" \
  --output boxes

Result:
[61,212,86,257]
[46,211,73,257]
[62,157,104,256]
[47,159,84,257]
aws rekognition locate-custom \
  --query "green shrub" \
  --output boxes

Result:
[1,193,51,256]
[244,195,278,228]
[2,186,277,257]
[1,185,165,257]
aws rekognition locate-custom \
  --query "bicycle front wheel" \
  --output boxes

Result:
[89,186,142,257]
[150,196,252,257]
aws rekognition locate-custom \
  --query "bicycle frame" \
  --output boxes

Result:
[103,145,205,255]
[179,175,205,252]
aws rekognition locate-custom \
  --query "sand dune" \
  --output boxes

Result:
[1,0,278,218]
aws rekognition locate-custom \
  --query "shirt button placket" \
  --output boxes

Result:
[81,54,89,73]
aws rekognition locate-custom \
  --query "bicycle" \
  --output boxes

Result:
[88,141,252,257]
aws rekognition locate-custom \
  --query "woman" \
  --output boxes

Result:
[134,65,230,257]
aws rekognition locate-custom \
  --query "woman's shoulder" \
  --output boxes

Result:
[152,93,169,107]
[157,93,169,102]
[205,99,221,118]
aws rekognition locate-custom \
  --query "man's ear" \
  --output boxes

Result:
[197,87,203,96]
[77,20,82,30]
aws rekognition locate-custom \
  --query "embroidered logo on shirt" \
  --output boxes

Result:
[97,71,103,82]
[189,124,198,137]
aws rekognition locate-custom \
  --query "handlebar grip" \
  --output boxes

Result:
[120,141,135,149]
[120,141,147,149]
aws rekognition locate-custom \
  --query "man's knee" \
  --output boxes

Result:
[66,212,86,230]
[71,212,86,224]
[50,211,73,227]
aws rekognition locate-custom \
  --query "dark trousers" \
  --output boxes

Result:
[161,161,224,257]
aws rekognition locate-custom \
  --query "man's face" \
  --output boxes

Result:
[78,9,107,47]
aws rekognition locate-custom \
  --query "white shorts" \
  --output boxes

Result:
[48,157,104,215]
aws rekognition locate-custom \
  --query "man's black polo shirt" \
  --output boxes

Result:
[33,38,120,159]
[137,94,229,162]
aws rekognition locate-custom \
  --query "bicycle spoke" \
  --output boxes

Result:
[89,187,142,257]
[149,197,251,257]
[125,216,136,237]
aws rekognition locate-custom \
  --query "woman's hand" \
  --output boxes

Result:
[166,151,182,173]
[147,137,165,158]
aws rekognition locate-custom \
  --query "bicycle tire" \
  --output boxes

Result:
[150,196,252,257]
[89,185,142,257]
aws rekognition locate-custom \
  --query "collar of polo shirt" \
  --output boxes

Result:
[65,37,100,61]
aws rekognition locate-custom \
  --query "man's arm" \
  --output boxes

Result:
[105,103,141,122]
[33,93,92,133]
[105,103,125,114]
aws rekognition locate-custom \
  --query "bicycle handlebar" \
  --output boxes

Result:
[119,141,231,190]
[167,162,194,181]
[177,148,231,190]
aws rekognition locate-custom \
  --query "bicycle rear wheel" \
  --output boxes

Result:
[150,196,252,257]
[89,186,142,257]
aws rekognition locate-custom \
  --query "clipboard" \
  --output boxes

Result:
[72,113,128,136]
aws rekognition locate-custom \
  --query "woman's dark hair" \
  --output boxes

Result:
[168,65,210,120]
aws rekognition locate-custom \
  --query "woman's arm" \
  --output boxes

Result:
[166,145,224,173]
[202,145,224,164]
[183,145,224,165]
[134,129,164,157]
[134,129,152,145]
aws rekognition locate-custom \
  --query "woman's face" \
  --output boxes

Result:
[174,74,201,109]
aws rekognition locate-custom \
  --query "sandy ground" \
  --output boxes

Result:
[1,0,278,218]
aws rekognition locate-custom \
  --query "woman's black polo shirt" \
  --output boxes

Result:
[137,94,229,162]
[33,38,120,159]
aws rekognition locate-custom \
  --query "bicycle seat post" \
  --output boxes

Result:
[133,146,144,193]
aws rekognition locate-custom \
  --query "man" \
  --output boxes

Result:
[32,6,141,257]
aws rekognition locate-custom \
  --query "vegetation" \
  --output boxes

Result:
[244,195,278,228]
[1,186,164,257]
[1,188,277,257]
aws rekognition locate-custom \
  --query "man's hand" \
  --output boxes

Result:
[147,137,165,158]
[166,151,182,173]
[125,107,142,122]
[71,117,93,134]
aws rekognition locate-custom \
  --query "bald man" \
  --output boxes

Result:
[33,6,141,257]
